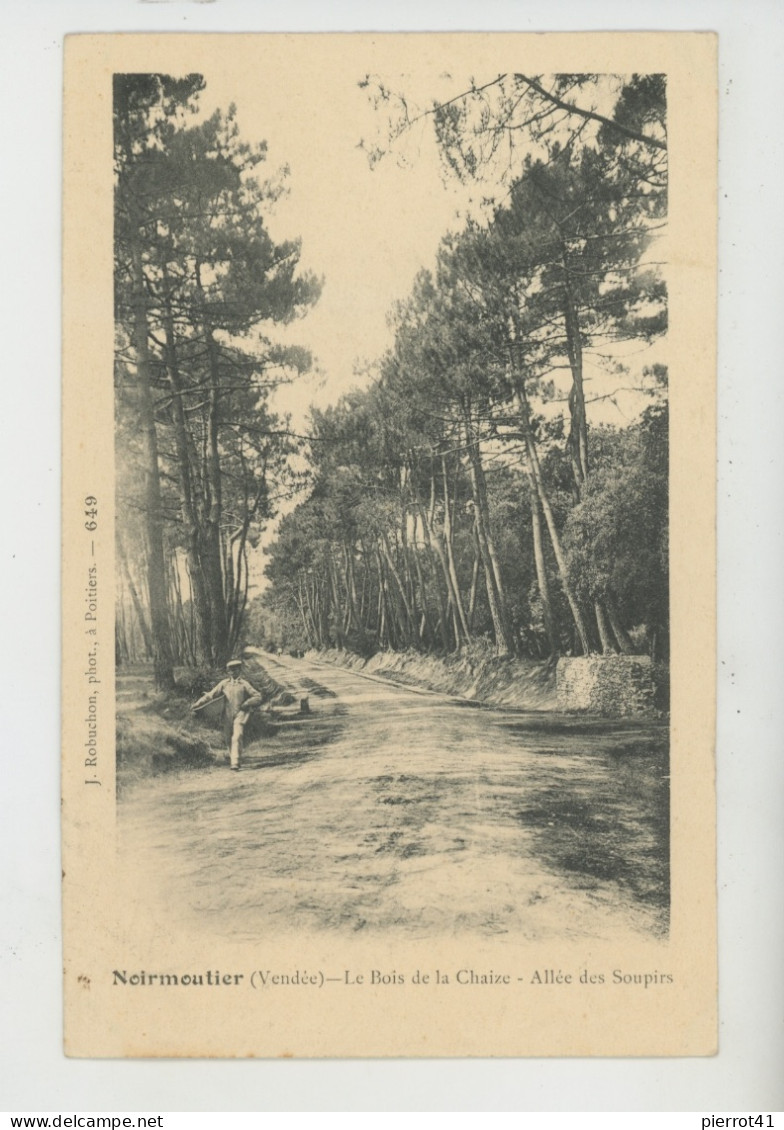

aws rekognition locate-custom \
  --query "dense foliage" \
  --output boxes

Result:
[114,74,320,686]
[114,71,670,681]
[261,73,669,660]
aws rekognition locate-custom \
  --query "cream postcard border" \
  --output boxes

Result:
[62,32,717,1058]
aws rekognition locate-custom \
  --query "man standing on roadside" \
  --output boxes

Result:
[191,659,264,771]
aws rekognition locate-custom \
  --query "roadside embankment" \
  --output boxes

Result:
[116,657,336,792]
[116,666,218,793]
[556,655,667,719]
[306,646,668,718]
[116,660,285,792]
[305,645,558,711]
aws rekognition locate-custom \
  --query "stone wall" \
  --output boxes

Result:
[556,655,660,719]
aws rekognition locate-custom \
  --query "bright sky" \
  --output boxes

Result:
[196,58,664,433]
[199,65,477,425]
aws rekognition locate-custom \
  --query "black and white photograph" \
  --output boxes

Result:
[113,65,671,943]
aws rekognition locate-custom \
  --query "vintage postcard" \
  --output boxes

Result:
[62,32,717,1057]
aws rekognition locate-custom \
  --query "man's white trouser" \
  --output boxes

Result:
[230,713,248,768]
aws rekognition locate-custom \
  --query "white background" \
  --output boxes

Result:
[1,0,782,1114]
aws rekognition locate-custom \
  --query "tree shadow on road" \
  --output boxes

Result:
[242,706,347,772]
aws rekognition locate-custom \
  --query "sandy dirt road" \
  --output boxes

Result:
[117,652,669,942]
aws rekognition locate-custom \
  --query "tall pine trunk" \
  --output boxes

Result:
[560,269,621,654]
[561,263,590,488]
[515,386,593,655]
[528,485,559,655]
[440,455,472,645]
[196,264,230,664]
[116,532,153,658]
[463,411,513,656]
[128,226,174,690]
[410,467,452,652]
[160,284,213,663]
